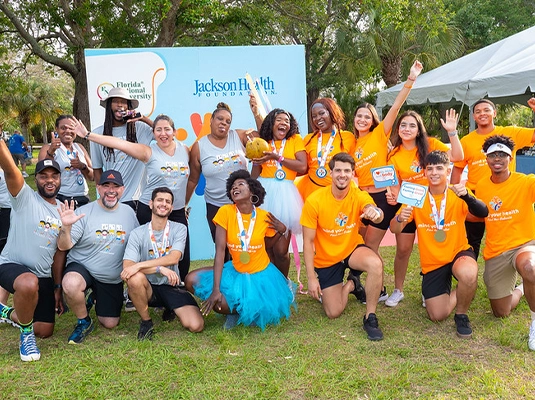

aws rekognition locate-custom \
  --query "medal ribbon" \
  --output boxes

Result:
[236,205,256,253]
[316,129,336,169]
[60,143,77,160]
[271,138,287,172]
[148,221,171,264]
[428,187,447,232]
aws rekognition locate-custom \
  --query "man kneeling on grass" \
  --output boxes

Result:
[301,152,386,341]
[390,151,488,338]
[122,187,203,340]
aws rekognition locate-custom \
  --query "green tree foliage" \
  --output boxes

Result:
[446,0,535,52]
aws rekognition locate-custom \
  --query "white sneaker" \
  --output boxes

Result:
[422,295,426,308]
[385,289,404,307]
[22,172,29,178]
[529,320,535,351]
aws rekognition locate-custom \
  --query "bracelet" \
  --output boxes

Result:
[448,130,458,137]
[407,76,416,81]
[404,84,413,89]
[84,131,91,139]
[156,266,161,274]
[396,215,403,223]
[47,151,55,158]
[278,155,285,163]
[54,284,62,290]
[81,164,87,171]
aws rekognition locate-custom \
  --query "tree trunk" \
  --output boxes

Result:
[381,56,402,87]
[41,118,48,144]
[72,49,91,153]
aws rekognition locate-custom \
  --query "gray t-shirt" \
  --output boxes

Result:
[55,143,89,197]
[66,201,139,284]
[198,129,248,206]
[90,121,154,202]
[0,184,61,277]
[138,140,189,210]
[123,221,186,285]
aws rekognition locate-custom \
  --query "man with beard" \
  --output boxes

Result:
[0,139,63,362]
[57,170,139,344]
[90,87,153,210]
[121,187,204,340]
[300,152,386,341]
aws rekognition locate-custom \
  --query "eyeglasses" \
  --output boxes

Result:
[486,151,509,159]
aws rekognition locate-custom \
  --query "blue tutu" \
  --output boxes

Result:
[257,177,303,234]
[194,261,297,330]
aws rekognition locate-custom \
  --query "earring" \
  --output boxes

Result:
[250,194,259,205]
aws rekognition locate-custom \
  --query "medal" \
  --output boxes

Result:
[316,129,336,179]
[236,205,256,265]
[239,251,251,264]
[275,169,286,180]
[428,187,447,243]
[434,229,446,243]
[316,167,327,179]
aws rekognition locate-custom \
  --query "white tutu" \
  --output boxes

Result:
[257,177,303,234]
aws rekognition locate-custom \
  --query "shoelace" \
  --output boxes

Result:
[21,333,39,354]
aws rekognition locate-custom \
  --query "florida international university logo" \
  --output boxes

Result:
[335,212,348,227]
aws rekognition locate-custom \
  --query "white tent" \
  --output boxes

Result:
[376,25,535,111]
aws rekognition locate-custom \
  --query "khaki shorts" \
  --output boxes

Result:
[483,240,535,299]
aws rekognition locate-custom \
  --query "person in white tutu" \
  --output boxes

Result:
[185,170,296,330]
[250,109,307,277]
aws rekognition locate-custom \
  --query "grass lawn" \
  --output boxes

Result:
[1,155,534,399]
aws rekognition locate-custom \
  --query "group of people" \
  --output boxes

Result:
[1,61,535,363]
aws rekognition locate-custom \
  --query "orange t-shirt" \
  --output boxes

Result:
[399,188,472,274]
[354,121,391,187]
[302,129,356,186]
[213,204,275,273]
[300,185,374,268]
[389,138,449,185]
[475,172,535,260]
[259,135,305,181]
[453,126,534,190]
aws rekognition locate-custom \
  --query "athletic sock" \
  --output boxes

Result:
[0,303,14,320]
[19,320,34,334]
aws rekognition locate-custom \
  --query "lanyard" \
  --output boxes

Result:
[271,138,287,170]
[428,187,447,231]
[60,143,77,160]
[148,221,170,259]
[236,205,256,252]
[316,129,336,169]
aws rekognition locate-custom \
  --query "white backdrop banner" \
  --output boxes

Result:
[84,45,307,260]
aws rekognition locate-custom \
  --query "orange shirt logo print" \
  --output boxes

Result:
[490,196,503,211]
[335,212,348,227]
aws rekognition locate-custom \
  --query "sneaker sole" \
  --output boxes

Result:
[20,353,41,362]
[0,317,21,328]
[456,331,472,339]
[125,306,136,312]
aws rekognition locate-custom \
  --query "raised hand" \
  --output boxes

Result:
[440,108,459,134]
[70,117,90,139]
[58,200,85,227]
[409,60,423,80]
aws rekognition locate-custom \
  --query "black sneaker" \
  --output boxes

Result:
[85,289,94,313]
[68,318,94,344]
[454,314,472,338]
[125,298,135,312]
[162,308,176,322]
[363,313,383,341]
[138,319,154,341]
[347,271,366,303]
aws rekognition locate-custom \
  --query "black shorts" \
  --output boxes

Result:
[421,249,476,300]
[65,262,123,318]
[401,219,416,234]
[361,190,401,231]
[148,284,199,310]
[56,194,90,209]
[0,263,55,323]
[315,244,368,290]
[0,208,11,252]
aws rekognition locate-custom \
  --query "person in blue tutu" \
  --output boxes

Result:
[251,109,307,276]
[185,170,296,330]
